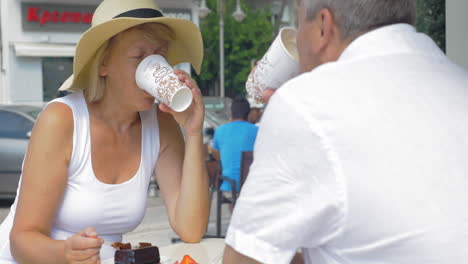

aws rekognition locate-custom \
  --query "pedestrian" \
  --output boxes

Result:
[212,95,258,196]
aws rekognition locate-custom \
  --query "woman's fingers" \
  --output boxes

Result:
[173,70,189,81]
[78,227,98,238]
[262,88,276,103]
[172,70,203,109]
[158,103,175,115]
[71,254,101,264]
[67,247,101,261]
[68,235,103,251]
[66,227,103,263]
[174,72,201,96]
[173,70,197,90]
[173,69,188,77]
[191,85,203,105]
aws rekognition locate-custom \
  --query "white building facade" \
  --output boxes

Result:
[0,0,198,104]
[446,0,468,70]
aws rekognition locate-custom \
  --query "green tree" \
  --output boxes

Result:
[194,0,274,97]
[416,0,445,52]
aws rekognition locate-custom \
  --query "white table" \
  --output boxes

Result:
[103,238,225,264]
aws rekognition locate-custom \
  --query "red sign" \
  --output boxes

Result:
[27,7,93,26]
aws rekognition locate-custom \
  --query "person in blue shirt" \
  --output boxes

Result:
[213,95,259,192]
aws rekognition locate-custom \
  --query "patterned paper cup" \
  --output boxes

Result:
[246,27,300,103]
[136,55,193,112]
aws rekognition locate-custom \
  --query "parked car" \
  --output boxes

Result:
[0,98,229,198]
[0,105,42,199]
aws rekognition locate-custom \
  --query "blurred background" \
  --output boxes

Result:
[0,0,457,105]
[0,0,464,201]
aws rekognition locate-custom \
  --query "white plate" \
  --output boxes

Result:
[102,255,172,264]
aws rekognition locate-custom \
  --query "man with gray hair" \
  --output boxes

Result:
[223,0,468,263]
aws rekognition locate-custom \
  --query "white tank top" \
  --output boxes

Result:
[0,92,160,262]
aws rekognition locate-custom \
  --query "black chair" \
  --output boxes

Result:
[171,159,228,242]
[239,151,253,190]
[213,151,254,237]
[208,159,236,238]
[171,152,254,242]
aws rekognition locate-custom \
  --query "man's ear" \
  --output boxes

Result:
[317,8,336,52]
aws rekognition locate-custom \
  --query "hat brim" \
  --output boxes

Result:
[60,17,203,91]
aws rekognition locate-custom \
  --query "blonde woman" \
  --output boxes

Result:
[0,0,209,263]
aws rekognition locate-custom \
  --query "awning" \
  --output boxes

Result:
[14,42,76,57]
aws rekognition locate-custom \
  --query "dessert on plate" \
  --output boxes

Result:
[112,242,160,264]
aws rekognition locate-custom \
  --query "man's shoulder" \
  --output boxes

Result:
[225,121,259,134]
[215,122,241,133]
[279,62,345,96]
[246,122,259,133]
[215,123,229,133]
[274,70,328,111]
[233,121,258,131]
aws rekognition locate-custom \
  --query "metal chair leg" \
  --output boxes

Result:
[216,189,222,237]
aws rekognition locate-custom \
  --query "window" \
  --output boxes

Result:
[0,111,33,139]
[42,57,73,102]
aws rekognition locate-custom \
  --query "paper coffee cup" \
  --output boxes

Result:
[136,55,193,112]
[246,27,300,103]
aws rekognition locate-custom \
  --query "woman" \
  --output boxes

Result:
[0,0,210,263]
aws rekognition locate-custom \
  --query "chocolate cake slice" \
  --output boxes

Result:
[113,242,160,264]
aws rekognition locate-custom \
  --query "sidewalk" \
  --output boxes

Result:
[123,193,232,247]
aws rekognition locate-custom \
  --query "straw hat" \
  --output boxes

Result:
[59,0,203,91]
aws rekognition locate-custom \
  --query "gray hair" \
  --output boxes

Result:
[305,0,416,40]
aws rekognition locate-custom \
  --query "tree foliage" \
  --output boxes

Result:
[416,0,445,52]
[193,0,447,97]
[193,0,274,98]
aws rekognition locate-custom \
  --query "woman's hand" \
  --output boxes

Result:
[262,88,276,103]
[64,227,103,264]
[158,69,205,136]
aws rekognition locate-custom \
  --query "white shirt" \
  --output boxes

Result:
[226,24,468,264]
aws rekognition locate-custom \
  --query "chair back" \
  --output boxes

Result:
[206,159,221,189]
[240,151,253,190]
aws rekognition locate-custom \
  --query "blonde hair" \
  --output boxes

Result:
[75,23,174,102]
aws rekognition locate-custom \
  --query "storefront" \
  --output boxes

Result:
[0,0,198,104]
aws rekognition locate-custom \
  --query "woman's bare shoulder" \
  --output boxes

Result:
[30,102,74,152]
[37,102,74,132]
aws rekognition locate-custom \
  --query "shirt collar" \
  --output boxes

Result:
[338,23,445,62]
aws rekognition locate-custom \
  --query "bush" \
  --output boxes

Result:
[416,0,445,52]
